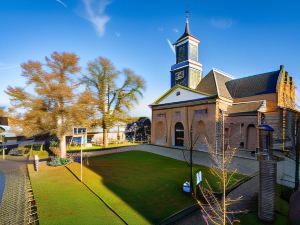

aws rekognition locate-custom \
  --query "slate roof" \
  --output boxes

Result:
[225,70,280,99]
[227,101,264,115]
[197,69,233,100]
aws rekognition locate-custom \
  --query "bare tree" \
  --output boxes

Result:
[196,140,243,225]
[81,57,146,147]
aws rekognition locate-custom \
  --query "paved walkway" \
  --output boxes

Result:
[80,144,259,176]
[0,156,30,225]
[227,174,259,211]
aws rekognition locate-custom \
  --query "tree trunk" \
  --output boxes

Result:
[103,128,108,147]
[60,136,66,158]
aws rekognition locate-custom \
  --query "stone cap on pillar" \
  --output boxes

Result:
[258,124,274,132]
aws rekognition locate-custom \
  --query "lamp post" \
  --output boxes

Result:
[190,126,193,194]
[80,135,83,182]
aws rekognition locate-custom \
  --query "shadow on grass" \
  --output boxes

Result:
[85,151,197,224]
[67,151,247,224]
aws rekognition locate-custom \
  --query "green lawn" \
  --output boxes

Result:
[67,150,246,224]
[28,164,124,225]
[28,150,49,159]
[67,143,138,152]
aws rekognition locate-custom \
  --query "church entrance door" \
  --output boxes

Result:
[247,124,256,150]
[175,122,184,146]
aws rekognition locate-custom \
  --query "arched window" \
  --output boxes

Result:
[175,122,184,146]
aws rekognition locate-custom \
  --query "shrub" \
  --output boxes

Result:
[47,157,72,167]
[50,141,59,147]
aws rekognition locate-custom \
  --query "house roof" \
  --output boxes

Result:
[196,69,233,100]
[225,70,280,98]
[227,101,264,115]
[0,125,17,138]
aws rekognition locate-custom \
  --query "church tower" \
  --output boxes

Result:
[170,17,202,89]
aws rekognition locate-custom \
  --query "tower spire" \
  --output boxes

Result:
[184,10,190,35]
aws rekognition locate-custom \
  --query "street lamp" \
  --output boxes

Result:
[190,126,193,195]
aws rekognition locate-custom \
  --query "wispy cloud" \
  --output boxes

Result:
[56,0,67,8]
[167,39,175,55]
[210,18,234,29]
[173,28,179,33]
[82,0,111,37]
[115,31,121,38]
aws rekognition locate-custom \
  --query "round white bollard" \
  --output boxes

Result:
[34,154,39,172]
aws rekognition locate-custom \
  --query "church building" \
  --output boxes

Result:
[150,18,298,154]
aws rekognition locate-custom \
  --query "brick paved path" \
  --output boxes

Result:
[0,157,31,225]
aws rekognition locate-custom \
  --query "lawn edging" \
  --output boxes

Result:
[158,203,200,225]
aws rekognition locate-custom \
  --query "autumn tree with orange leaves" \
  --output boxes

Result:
[6,52,95,158]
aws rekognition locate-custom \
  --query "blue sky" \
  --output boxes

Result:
[1,0,300,117]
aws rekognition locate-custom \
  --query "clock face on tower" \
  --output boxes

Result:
[174,70,185,85]
[175,70,184,81]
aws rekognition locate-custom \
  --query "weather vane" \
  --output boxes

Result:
[185,10,190,23]
[185,0,190,22]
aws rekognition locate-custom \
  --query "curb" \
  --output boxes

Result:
[158,203,200,225]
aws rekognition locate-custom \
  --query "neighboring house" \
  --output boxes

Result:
[0,125,18,145]
[72,125,127,145]
[150,18,298,154]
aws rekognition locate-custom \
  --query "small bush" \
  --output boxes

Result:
[47,157,72,167]
[50,141,59,147]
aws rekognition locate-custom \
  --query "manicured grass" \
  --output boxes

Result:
[67,143,138,152]
[67,151,246,224]
[28,150,49,159]
[28,164,124,225]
